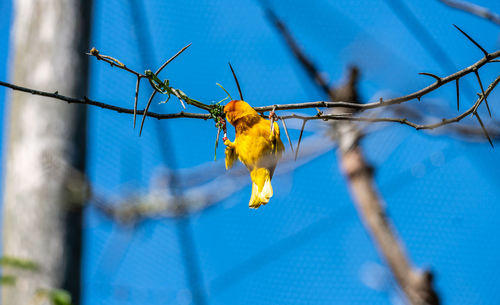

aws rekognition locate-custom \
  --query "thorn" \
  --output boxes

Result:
[133,76,140,128]
[453,24,489,58]
[417,96,421,102]
[419,72,441,83]
[214,126,221,161]
[295,120,307,161]
[474,112,493,147]
[228,62,244,101]
[154,43,192,76]
[474,70,491,117]
[179,99,186,109]
[139,91,157,136]
[280,118,294,153]
[455,78,459,111]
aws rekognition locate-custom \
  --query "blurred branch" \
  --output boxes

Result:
[340,148,438,305]
[89,133,333,222]
[265,7,439,304]
[439,0,500,26]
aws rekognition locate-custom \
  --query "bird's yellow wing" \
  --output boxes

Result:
[271,121,285,156]
[224,140,238,170]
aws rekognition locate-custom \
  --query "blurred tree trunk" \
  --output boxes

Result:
[2,1,92,304]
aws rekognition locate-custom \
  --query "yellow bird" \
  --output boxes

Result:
[223,100,285,208]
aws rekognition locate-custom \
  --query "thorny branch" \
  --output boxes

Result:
[0,33,498,142]
[2,71,498,136]
[279,74,499,131]
[253,50,500,112]
[0,80,208,119]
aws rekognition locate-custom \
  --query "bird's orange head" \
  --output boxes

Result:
[224,100,259,125]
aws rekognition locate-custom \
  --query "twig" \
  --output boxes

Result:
[265,8,333,98]
[252,49,500,112]
[87,48,145,78]
[2,74,499,135]
[0,80,210,119]
[277,74,500,132]
[3,48,498,123]
[139,44,192,134]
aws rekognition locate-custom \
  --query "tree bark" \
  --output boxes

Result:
[2,1,91,304]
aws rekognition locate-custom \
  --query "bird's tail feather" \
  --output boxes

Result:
[249,175,273,209]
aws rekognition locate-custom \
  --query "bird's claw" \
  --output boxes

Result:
[268,110,278,121]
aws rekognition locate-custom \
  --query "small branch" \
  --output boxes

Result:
[87,48,146,78]
[5,47,498,124]
[440,0,500,26]
[265,8,334,98]
[2,73,499,135]
[253,49,500,112]
[139,43,196,134]
[0,80,210,120]
[279,74,499,131]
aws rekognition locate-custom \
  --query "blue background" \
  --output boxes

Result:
[1,0,500,304]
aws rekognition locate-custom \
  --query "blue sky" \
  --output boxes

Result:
[2,0,500,304]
